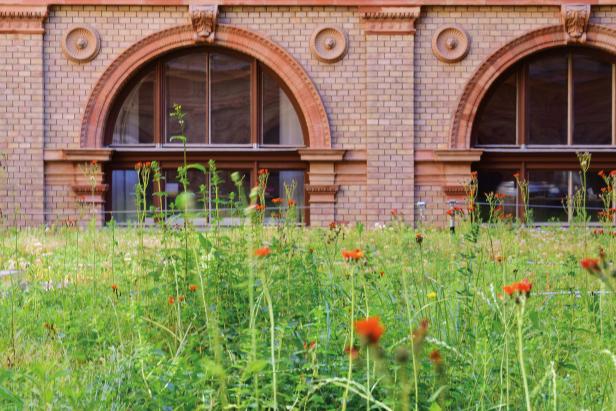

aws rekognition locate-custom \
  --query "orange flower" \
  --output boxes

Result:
[429,349,443,365]
[179,295,185,302]
[513,172,520,179]
[516,278,532,294]
[342,248,364,261]
[288,199,297,207]
[355,316,385,345]
[90,160,98,166]
[254,247,271,257]
[391,208,398,217]
[168,296,175,305]
[580,258,600,273]
[189,284,198,292]
[415,233,423,244]
[598,170,606,178]
[379,271,384,277]
[258,168,269,176]
[610,170,616,177]
[329,221,338,230]
[446,209,454,216]
[470,171,478,179]
[502,284,517,296]
[144,161,151,168]
[303,341,316,350]
[135,161,142,170]
[344,345,359,360]
[255,204,266,212]
[272,198,282,204]
[111,284,118,291]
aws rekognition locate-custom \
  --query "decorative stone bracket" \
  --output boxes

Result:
[0,5,48,34]
[299,148,345,204]
[360,6,421,35]
[415,149,483,200]
[45,149,112,206]
[189,4,218,43]
[561,4,591,43]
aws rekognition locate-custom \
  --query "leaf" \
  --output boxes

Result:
[241,359,268,381]
[428,385,448,403]
[186,163,207,173]
[0,384,23,405]
[202,359,225,378]
[429,402,443,411]
[169,135,186,143]
[198,233,213,252]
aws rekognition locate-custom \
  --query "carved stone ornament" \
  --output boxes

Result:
[432,25,470,63]
[61,25,101,63]
[305,184,339,194]
[360,7,421,35]
[561,4,591,43]
[0,5,48,34]
[310,25,348,63]
[189,4,218,43]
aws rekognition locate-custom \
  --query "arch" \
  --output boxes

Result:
[80,24,331,149]
[450,24,616,149]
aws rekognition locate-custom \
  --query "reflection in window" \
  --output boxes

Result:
[165,52,207,143]
[477,170,517,221]
[573,54,612,145]
[262,71,303,145]
[112,71,155,145]
[474,71,517,145]
[528,170,569,222]
[111,170,138,222]
[210,53,251,144]
[527,54,568,145]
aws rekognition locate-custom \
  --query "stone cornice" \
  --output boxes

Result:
[0,1,611,6]
[0,5,48,34]
[360,6,420,35]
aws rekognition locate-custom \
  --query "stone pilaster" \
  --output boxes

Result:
[0,5,48,226]
[361,7,419,226]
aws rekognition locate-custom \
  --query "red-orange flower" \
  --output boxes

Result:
[258,168,269,176]
[610,170,616,177]
[415,233,423,244]
[598,170,606,178]
[90,160,98,166]
[272,198,282,204]
[516,278,532,294]
[168,296,175,305]
[179,295,185,303]
[342,248,364,261]
[189,284,198,292]
[429,349,443,365]
[391,208,398,217]
[329,221,338,230]
[303,341,316,350]
[354,316,385,345]
[254,247,271,257]
[513,172,520,179]
[111,284,118,291]
[502,284,517,296]
[288,199,297,207]
[344,345,359,360]
[135,161,143,170]
[580,258,600,273]
[255,204,266,212]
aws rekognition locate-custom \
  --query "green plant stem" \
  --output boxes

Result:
[341,267,355,411]
[261,275,278,408]
[516,300,532,411]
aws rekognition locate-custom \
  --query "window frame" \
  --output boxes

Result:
[105,46,308,149]
[472,47,616,149]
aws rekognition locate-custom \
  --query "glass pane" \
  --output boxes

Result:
[165,52,207,144]
[164,169,207,213]
[528,170,569,222]
[112,71,155,145]
[527,54,568,145]
[477,170,517,221]
[573,53,612,145]
[210,53,251,144]
[473,71,517,145]
[265,170,304,221]
[572,171,606,221]
[262,70,303,145]
[213,169,251,215]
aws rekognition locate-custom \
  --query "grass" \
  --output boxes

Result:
[0,219,614,410]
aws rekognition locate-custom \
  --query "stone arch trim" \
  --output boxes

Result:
[80,24,331,149]
[450,24,616,149]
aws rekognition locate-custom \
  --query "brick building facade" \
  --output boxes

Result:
[1,1,615,227]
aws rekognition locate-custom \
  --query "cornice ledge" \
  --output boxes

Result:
[44,148,113,162]
[433,148,483,163]
[298,148,346,162]
[0,5,48,34]
[360,6,421,35]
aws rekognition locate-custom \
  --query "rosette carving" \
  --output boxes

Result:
[61,25,101,63]
[310,26,348,63]
[432,25,470,63]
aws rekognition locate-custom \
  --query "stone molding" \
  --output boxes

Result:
[449,24,616,149]
[189,4,218,43]
[432,25,470,63]
[310,25,348,63]
[360,6,420,35]
[61,24,101,62]
[81,24,331,150]
[305,184,338,194]
[561,4,591,43]
[0,5,48,34]
[415,149,482,198]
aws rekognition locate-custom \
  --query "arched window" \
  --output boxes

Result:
[472,48,616,223]
[106,48,307,223]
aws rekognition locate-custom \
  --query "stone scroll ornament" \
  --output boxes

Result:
[561,4,591,43]
[61,25,101,63]
[432,25,470,64]
[310,26,348,63]
[189,4,218,43]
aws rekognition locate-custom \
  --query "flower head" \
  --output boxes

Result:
[429,349,443,365]
[415,233,423,245]
[288,199,297,207]
[254,247,271,257]
[189,284,197,292]
[344,345,359,360]
[342,248,364,261]
[610,170,616,177]
[354,316,385,345]
[598,170,606,178]
[272,198,282,204]
[168,296,175,305]
[580,258,600,273]
[258,168,269,176]
[427,291,437,300]
[111,284,118,292]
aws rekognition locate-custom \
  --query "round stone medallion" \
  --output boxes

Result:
[310,25,348,64]
[432,25,470,64]
[62,25,101,63]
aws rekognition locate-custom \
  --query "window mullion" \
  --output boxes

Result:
[517,67,526,146]
[612,63,616,145]
[155,61,163,146]
[205,52,210,145]
[567,52,573,146]
[251,60,259,147]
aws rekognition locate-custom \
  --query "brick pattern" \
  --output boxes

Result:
[0,33,45,226]
[365,33,414,227]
